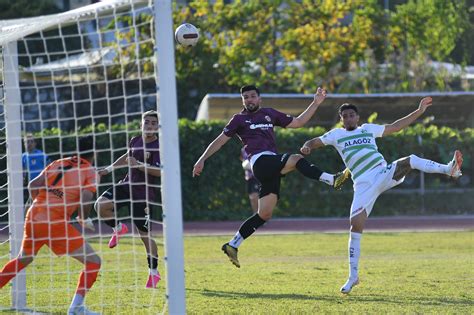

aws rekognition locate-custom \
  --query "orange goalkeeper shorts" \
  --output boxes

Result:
[21,219,84,256]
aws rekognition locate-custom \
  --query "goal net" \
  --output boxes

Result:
[0,0,185,313]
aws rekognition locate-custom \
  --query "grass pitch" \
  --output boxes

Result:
[0,231,473,314]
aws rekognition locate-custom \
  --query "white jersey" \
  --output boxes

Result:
[320,123,387,183]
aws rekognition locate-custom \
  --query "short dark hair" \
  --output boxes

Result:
[338,103,359,116]
[78,135,94,159]
[24,133,35,142]
[240,85,260,96]
[142,110,158,120]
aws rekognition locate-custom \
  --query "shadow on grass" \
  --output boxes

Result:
[352,294,474,307]
[190,288,333,301]
[190,289,473,307]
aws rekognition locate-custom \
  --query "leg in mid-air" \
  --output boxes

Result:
[222,153,289,268]
[95,194,129,249]
[400,150,463,180]
[222,153,351,268]
[340,160,401,294]
[281,154,349,188]
[222,192,276,268]
[68,242,101,315]
[340,150,463,294]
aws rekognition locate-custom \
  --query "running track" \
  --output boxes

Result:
[0,215,472,240]
[181,215,474,235]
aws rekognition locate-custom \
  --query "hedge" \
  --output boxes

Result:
[180,120,473,220]
[1,120,472,222]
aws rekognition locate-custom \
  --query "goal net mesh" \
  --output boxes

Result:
[0,0,170,313]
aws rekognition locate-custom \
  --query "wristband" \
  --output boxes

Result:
[105,165,114,174]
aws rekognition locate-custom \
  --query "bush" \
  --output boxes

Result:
[2,120,472,222]
[179,120,473,220]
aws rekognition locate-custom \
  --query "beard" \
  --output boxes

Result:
[245,103,260,112]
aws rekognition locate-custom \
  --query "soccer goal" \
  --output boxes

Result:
[0,0,185,313]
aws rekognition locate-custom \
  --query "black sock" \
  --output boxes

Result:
[147,255,158,269]
[238,213,266,239]
[104,219,117,228]
[296,158,323,180]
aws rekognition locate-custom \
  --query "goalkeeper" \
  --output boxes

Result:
[95,110,162,289]
[0,136,101,315]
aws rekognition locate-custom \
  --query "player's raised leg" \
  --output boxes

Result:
[281,153,347,187]
[68,243,101,315]
[222,193,277,268]
[407,150,463,178]
[95,196,128,248]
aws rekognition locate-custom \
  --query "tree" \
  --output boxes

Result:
[0,0,60,19]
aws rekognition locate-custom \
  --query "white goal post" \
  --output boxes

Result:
[0,0,185,313]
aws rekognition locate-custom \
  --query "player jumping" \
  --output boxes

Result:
[193,85,349,268]
[300,97,463,294]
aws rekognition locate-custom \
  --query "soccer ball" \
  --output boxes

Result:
[175,23,199,47]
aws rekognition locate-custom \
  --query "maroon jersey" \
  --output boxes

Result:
[120,136,160,200]
[224,108,293,158]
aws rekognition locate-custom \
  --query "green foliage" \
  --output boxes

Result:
[0,0,59,19]
[171,0,471,117]
[178,120,473,220]
[2,120,471,222]
[389,0,465,61]
[3,1,471,120]
[367,112,378,123]
[103,12,155,78]
[95,1,471,119]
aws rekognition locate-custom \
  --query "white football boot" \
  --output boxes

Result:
[340,277,359,294]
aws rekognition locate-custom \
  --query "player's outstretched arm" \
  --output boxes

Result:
[287,87,327,129]
[98,152,128,176]
[28,172,46,200]
[300,137,325,155]
[126,156,161,177]
[193,132,231,177]
[383,97,432,136]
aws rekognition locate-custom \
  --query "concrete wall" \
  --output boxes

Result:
[196,92,474,129]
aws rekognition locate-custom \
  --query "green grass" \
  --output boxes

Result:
[1,231,473,314]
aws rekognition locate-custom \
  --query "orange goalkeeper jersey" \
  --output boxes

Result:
[27,156,97,221]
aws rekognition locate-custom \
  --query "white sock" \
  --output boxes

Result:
[113,222,122,233]
[319,172,334,186]
[70,293,84,307]
[409,154,449,174]
[348,232,362,280]
[229,232,244,248]
[149,268,159,276]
